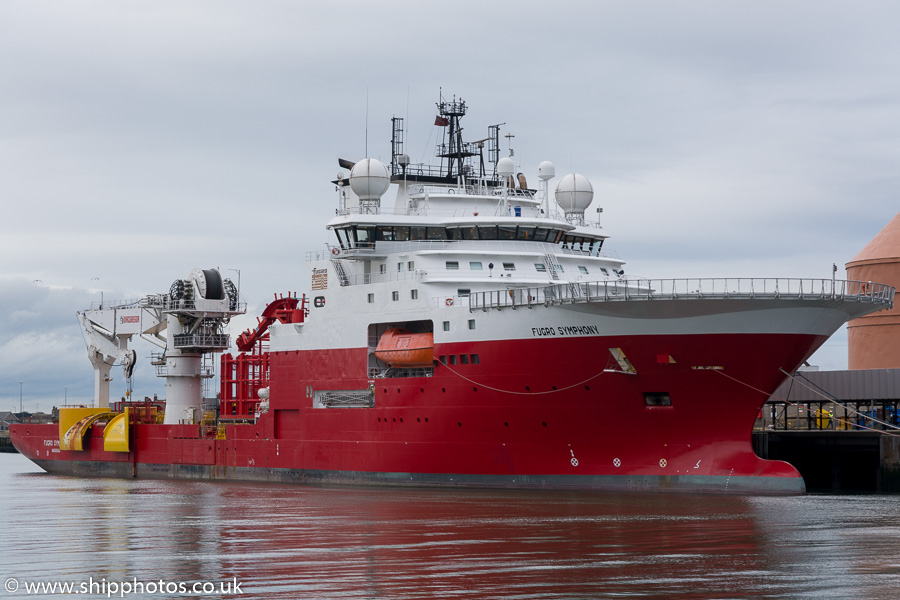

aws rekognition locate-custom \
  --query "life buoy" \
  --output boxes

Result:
[331,247,340,256]
[445,298,454,306]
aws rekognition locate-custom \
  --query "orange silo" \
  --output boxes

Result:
[845,212,900,369]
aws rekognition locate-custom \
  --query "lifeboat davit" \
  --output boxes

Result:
[374,328,434,368]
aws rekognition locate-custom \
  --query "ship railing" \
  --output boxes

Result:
[310,240,620,262]
[469,278,896,311]
[342,270,425,286]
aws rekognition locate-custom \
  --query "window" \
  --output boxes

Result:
[367,293,374,304]
[379,264,386,274]
[375,226,395,241]
[397,262,403,272]
[516,227,535,240]
[644,392,672,407]
[478,226,497,239]
[408,261,415,271]
[534,263,547,272]
[470,354,480,364]
[460,354,469,364]
[578,266,589,275]
[470,261,483,270]
[411,289,418,300]
[498,226,517,240]
[443,321,450,331]
[392,291,399,301]
[439,355,447,365]
[446,261,459,270]
[457,289,470,297]
[449,355,458,365]
[600,268,610,276]
[503,262,516,271]
[468,319,476,330]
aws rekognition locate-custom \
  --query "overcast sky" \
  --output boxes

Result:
[2,1,898,412]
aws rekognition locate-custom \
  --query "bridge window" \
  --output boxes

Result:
[498,226,517,240]
[578,266,589,275]
[516,227,535,240]
[478,226,497,239]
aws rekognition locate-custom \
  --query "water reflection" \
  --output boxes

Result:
[2,454,900,599]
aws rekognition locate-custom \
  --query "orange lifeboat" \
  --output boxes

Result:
[374,328,434,368]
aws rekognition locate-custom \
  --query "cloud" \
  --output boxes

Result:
[1,0,898,410]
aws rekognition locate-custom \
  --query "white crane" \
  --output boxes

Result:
[76,268,245,425]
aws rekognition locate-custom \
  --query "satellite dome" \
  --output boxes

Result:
[537,161,556,181]
[555,173,594,214]
[497,157,516,177]
[349,158,390,200]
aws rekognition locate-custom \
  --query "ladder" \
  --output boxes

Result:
[543,254,562,281]
[331,259,350,287]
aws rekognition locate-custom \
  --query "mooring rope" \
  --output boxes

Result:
[437,361,611,396]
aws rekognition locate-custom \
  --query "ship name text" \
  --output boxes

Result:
[531,325,600,337]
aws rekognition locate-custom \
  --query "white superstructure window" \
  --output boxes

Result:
[534,263,547,272]
[446,261,459,270]
[408,261,415,271]
[392,291,399,301]
[578,266,589,275]
[503,262,516,271]
[367,293,374,303]
[411,289,418,300]
[443,321,450,331]
[470,261,483,270]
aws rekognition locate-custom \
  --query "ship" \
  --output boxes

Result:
[11,96,896,494]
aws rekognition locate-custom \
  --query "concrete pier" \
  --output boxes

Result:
[754,430,900,493]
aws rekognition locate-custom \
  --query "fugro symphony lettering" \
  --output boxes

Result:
[531,325,599,337]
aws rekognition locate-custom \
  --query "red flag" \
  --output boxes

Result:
[434,116,449,126]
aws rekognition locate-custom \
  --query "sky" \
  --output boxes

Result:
[1,1,898,413]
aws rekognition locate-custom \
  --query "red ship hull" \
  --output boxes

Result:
[11,331,821,494]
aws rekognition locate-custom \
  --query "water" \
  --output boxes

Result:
[2,453,899,600]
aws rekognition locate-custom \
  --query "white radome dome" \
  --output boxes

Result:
[537,161,556,181]
[555,173,594,213]
[349,158,390,200]
[497,157,516,177]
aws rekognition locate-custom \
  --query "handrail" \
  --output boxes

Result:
[469,278,896,311]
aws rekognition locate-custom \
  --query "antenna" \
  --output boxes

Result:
[365,87,369,157]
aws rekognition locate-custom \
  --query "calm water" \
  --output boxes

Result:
[2,453,899,600]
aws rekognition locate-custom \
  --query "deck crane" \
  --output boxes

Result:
[76,268,245,424]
